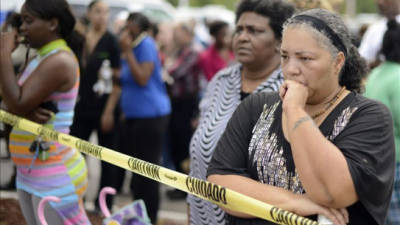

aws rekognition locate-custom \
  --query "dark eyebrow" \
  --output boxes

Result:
[236,24,263,29]
[280,49,317,56]
[294,51,315,56]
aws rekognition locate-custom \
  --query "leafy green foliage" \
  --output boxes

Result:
[356,0,378,13]
[166,0,378,14]
[166,0,238,10]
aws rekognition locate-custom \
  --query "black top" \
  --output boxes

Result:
[207,92,395,225]
[240,91,250,100]
[75,31,121,119]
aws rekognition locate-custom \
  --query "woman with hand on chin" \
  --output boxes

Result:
[207,9,395,225]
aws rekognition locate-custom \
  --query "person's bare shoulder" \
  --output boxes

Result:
[38,50,78,91]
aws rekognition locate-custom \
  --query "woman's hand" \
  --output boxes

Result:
[280,80,310,141]
[26,108,53,124]
[290,195,349,225]
[119,29,133,53]
[279,80,309,112]
[0,30,19,54]
[101,111,114,132]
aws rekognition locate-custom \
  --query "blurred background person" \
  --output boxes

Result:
[165,21,201,200]
[0,0,91,224]
[155,22,175,66]
[188,0,295,224]
[69,0,121,212]
[0,12,27,74]
[0,11,23,191]
[155,22,175,87]
[359,0,400,69]
[364,19,400,225]
[190,18,210,51]
[116,12,171,223]
[197,20,235,82]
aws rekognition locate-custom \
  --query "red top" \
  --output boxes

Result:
[198,44,235,81]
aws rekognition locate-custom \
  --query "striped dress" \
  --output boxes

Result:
[9,40,91,225]
[187,63,283,225]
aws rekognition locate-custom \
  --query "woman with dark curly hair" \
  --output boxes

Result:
[188,0,295,225]
[208,9,395,225]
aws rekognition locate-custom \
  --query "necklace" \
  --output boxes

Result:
[311,86,346,119]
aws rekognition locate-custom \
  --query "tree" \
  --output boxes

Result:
[166,0,179,7]
[356,0,377,13]
[166,0,237,10]
[190,0,237,10]
[166,0,378,14]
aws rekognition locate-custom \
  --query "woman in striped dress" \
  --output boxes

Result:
[0,0,90,224]
[187,1,295,225]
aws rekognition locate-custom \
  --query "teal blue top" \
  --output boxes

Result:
[365,61,400,162]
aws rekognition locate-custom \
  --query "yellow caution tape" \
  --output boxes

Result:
[0,109,320,225]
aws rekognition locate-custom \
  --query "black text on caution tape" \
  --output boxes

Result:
[270,207,317,225]
[37,127,59,141]
[75,140,103,159]
[186,177,227,205]
[128,158,161,181]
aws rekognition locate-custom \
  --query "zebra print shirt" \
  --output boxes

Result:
[188,63,283,225]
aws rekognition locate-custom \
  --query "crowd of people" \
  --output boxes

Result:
[0,0,399,224]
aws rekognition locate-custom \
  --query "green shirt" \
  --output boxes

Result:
[365,61,400,162]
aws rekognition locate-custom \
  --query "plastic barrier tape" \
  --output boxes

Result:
[0,110,319,225]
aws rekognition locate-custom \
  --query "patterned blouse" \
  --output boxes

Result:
[188,63,283,225]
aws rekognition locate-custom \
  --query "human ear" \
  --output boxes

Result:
[335,51,345,74]
[48,18,59,32]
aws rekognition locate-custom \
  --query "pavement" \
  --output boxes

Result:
[0,131,187,224]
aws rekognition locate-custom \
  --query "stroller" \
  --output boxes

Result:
[38,187,152,225]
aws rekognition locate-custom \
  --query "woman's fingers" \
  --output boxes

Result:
[318,207,349,225]
[279,82,288,100]
[119,30,131,50]
[329,208,347,225]
[339,208,349,224]
[0,30,19,53]
[30,108,52,124]
[318,207,343,225]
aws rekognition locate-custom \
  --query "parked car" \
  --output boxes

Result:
[66,0,175,25]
